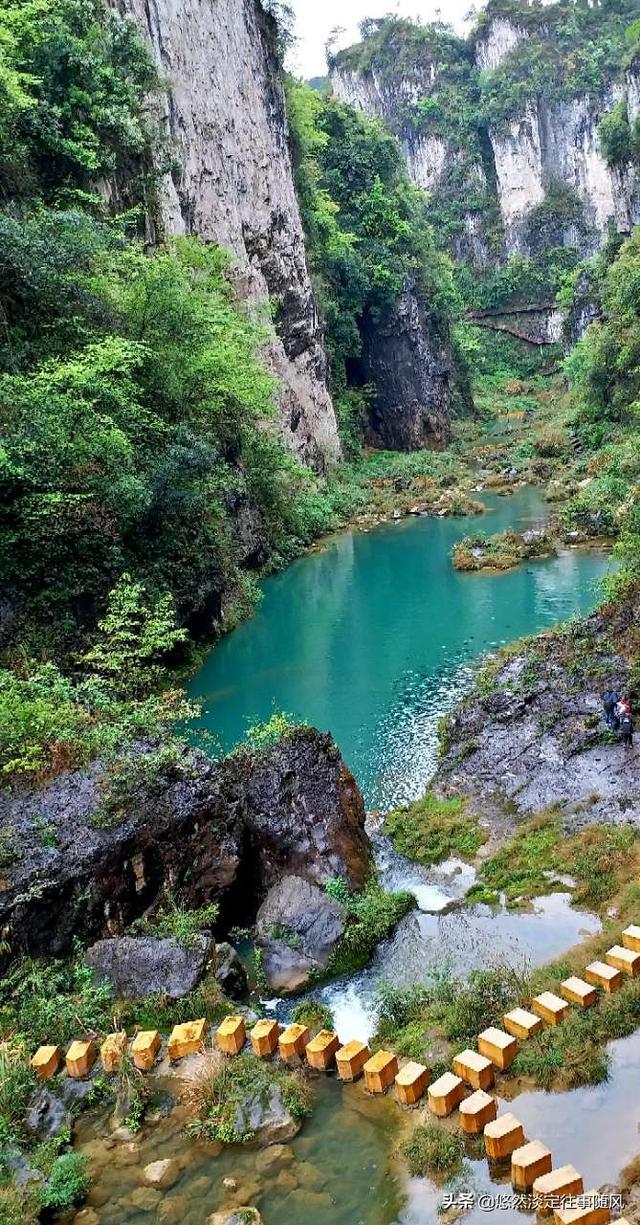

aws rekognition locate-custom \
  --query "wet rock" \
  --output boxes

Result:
[142,1158,180,1189]
[86,933,214,999]
[255,1143,294,1173]
[0,730,369,964]
[72,1211,100,1225]
[222,1178,238,1192]
[207,1211,263,1225]
[233,1082,300,1145]
[255,874,346,992]
[215,942,248,997]
[3,1146,42,1186]
[25,1087,71,1140]
[157,1195,190,1224]
[130,1186,162,1212]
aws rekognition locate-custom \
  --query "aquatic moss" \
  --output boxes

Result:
[383,791,486,866]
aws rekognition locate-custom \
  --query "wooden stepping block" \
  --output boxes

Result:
[131,1030,161,1072]
[336,1039,370,1081]
[532,991,570,1026]
[395,1061,429,1106]
[100,1031,128,1073]
[459,1089,497,1135]
[216,1015,246,1056]
[585,961,623,993]
[504,1007,543,1041]
[484,1112,525,1161]
[364,1049,399,1095]
[478,1026,518,1070]
[278,1023,310,1062]
[606,944,640,978]
[561,977,598,1009]
[554,1189,611,1224]
[533,1164,584,1216]
[168,1018,207,1061]
[306,1030,340,1071]
[251,1019,280,1058]
[66,1040,97,1079]
[31,1045,62,1080]
[427,1071,464,1117]
[453,1048,495,1091]
[622,924,640,953]
[511,1139,552,1190]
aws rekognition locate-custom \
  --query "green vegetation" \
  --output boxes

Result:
[401,1123,464,1179]
[383,791,486,866]
[128,894,219,945]
[323,877,414,978]
[291,997,335,1032]
[474,815,640,909]
[286,75,461,446]
[185,1050,312,1144]
[452,528,555,572]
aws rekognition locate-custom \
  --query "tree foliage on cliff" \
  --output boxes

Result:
[286,77,457,437]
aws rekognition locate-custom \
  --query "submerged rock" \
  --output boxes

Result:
[142,1158,180,1189]
[255,874,346,991]
[85,934,214,999]
[0,729,370,964]
[207,1210,263,1225]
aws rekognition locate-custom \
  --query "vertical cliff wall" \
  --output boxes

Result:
[116,0,340,471]
[331,13,640,270]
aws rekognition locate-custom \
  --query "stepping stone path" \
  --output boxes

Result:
[30,928,638,1221]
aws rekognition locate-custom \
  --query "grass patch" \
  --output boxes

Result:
[476,816,640,909]
[452,529,555,572]
[184,1049,312,1144]
[383,791,485,867]
[291,998,334,1032]
[401,1123,464,1179]
[322,878,414,979]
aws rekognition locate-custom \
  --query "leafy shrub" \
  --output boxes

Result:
[0,955,113,1047]
[244,710,301,752]
[325,879,414,978]
[129,892,219,945]
[40,1152,88,1211]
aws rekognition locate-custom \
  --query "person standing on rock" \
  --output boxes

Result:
[620,705,634,749]
[603,689,620,730]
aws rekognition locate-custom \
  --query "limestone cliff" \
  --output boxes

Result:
[331,12,640,268]
[115,0,340,471]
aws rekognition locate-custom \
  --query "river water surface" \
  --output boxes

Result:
[189,488,610,809]
[81,489,632,1225]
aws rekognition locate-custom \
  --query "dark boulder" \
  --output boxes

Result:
[0,729,370,963]
[360,279,455,452]
[25,1089,71,1141]
[85,934,215,999]
[255,874,346,992]
[215,942,248,997]
[244,730,370,890]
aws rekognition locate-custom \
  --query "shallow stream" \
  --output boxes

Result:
[80,489,627,1225]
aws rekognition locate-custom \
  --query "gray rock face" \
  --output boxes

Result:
[25,1089,71,1141]
[437,601,640,826]
[361,281,454,451]
[85,934,214,999]
[215,942,248,998]
[233,1083,300,1145]
[0,729,370,964]
[117,0,339,472]
[255,874,346,992]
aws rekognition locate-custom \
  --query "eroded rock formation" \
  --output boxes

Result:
[115,0,340,471]
[0,729,370,964]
